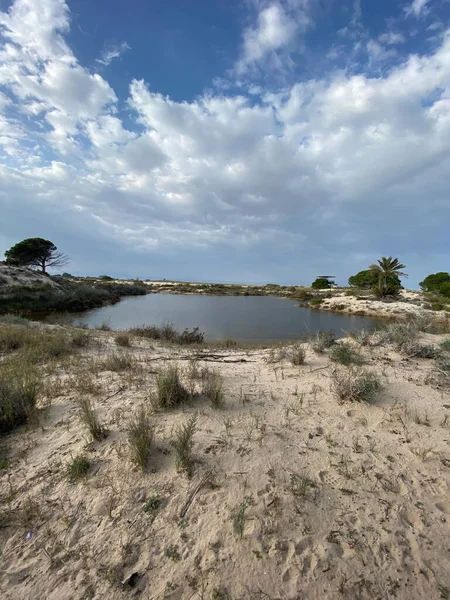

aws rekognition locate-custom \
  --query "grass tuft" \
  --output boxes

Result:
[127,405,154,470]
[171,414,197,477]
[201,369,224,408]
[289,343,306,366]
[331,367,381,403]
[77,397,106,441]
[68,455,90,482]
[0,361,39,433]
[154,364,189,409]
[128,323,204,345]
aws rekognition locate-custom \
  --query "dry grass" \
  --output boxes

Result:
[0,362,39,433]
[309,330,335,353]
[100,352,136,372]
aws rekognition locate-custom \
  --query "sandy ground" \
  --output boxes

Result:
[1,326,450,600]
[319,289,450,322]
[0,265,60,289]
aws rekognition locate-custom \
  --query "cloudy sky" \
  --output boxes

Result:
[0,0,449,286]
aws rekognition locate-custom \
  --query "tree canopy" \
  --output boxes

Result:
[368,257,407,298]
[419,272,450,294]
[348,269,401,290]
[311,277,333,290]
[4,238,68,273]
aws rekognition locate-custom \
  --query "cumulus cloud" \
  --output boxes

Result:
[378,31,406,45]
[0,0,450,283]
[96,42,130,67]
[235,3,309,75]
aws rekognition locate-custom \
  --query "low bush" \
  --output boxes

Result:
[329,342,362,366]
[309,330,335,353]
[331,368,381,403]
[401,340,440,358]
[310,298,324,308]
[128,323,204,344]
[154,364,189,409]
[114,333,131,347]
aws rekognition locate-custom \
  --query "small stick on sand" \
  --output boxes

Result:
[180,470,213,518]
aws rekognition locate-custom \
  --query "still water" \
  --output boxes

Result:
[62,294,381,343]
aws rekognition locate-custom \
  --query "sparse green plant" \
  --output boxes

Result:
[142,494,162,513]
[331,368,381,403]
[329,342,361,366]
[440,339,450,351]
[127,405,154,470]
[212,587,230,600]
[165,545,181,561]
[68,455,90,482]
[231,494,254,538]
[77,396,106,441]
[401,340,440,358]
[171,414,197,477]
[155,364,189,409]
[290,472,316,497]
[201,369,224,408]
[114,333,131,347]
[97,321,111,331]
[309,330,335,353]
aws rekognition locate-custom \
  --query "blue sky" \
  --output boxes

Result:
[0,0,449,287]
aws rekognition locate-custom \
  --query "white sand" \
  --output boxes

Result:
[1,329,450,599]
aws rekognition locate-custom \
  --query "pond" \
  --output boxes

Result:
[59,293,381,343]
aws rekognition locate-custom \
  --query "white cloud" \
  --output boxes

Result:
[235,3,308,75]
[379,31,406,45]
[406,0,433,18]
[96,42,131,67]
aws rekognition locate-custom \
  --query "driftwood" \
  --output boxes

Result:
[144,354,254,364]
[179,470,213,518]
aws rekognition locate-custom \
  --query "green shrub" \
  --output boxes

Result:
[440,282,450,298]
[420,272,450,293]
[331,368,381,403]
[154,364,189,409]
[310,298,323,308]
[128,323,204,344]
[329,343,361,365]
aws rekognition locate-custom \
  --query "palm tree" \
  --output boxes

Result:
[369,257,408,297]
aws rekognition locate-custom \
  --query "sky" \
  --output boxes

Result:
[0,0,449,287]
